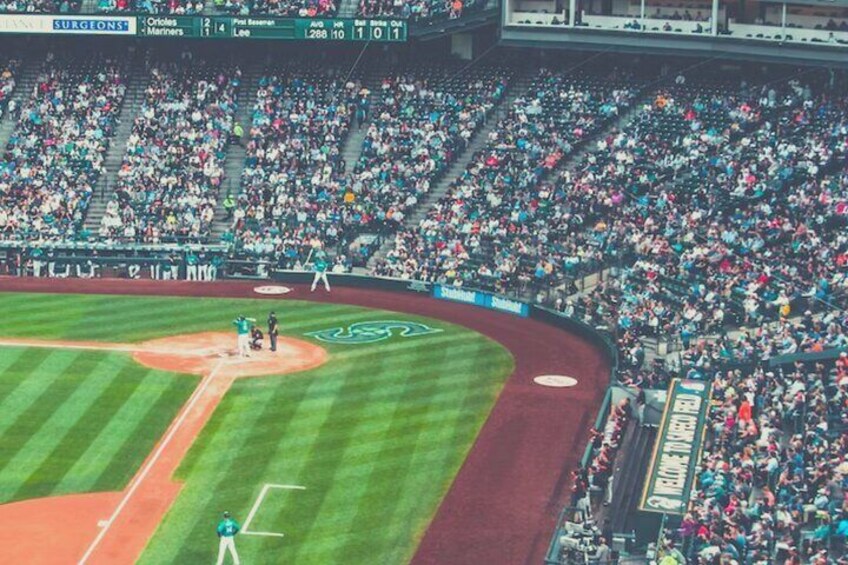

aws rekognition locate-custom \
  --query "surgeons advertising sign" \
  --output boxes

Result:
[0,14,136,34]
[640,379,711,515]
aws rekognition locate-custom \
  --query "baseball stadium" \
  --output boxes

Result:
[0,0,846,563]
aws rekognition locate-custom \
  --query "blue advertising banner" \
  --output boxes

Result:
[432,285,529,317]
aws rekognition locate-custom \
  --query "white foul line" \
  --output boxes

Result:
[241,483,306,539]
[77,358,227,564]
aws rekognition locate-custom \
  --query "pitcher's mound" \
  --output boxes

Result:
[133,332,328,378]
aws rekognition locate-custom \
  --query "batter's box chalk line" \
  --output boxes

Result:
[241,483,307,538]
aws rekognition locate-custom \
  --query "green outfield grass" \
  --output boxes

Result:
[0,347,196,503]
[0,292,513,564]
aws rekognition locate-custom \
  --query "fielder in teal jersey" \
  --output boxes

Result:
[216,511,240,565]
[310,251,330,292]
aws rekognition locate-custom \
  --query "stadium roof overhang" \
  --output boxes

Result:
[500,26,848,67]
[411,7,499,40]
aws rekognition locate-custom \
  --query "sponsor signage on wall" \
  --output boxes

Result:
[0,15,136,34]
[432,285,529,317]
[640,379,712,515]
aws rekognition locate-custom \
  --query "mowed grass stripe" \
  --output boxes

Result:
[272,337,484,406]
[88,375,197,493]
[298,345,509,556]
[170,383,249,482]
[0,347,29,376]
[54,371,194,495]
[0,352,110,502]
[298,342,505,557]
[0,348,45,403]
[157,372,321,565]
[169,340,495,489]
[273,363,497,454]
[0,351,99,462]
[0,293,347,340]
[0,294,96,336]
[0,354,120,487]
[324,331,471,362]
[262,347,494,437]
[11,358,149,500]
[284,380,501,479]
[382,350,511,554]
[273,351,391,563]
[0,292,442,343]
[0,349,65,431]
[295,342,452,563]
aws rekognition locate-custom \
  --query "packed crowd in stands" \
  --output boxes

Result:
[95,0,203,13]
[365,65,847,562]
[559,74,848,377]
[0,47,844,563]
[232,67,358,265]
[231,62,510,267]
[659,353,847,563]
[347,66,509,237]
[375,67,847,377]
[215,0,336,16]
[0,60,18,119]
[357,0,482,20]
[0,53,126,241]
[0,0,79,12]
[372,66,640,288]
[98,59,239,242]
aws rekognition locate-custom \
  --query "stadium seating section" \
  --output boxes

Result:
[0,48,845,562]
[231,62,510,268]
[99,60,239,242]
[0,53,126,240]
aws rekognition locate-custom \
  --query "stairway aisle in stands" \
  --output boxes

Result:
[0,58,38,151]
[84,55,150,234]
[362,70,535,271]
[339,77,379,175]
[208,62,263,243]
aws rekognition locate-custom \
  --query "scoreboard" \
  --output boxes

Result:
[137,16,407,42]
[0,14,406,42]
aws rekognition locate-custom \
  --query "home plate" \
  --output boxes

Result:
[534,375,579,387]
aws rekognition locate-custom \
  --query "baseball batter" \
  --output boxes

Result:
[232,316,256,358]
[216,511,241,565]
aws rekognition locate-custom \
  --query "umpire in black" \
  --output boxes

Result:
[268,311,279,352]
